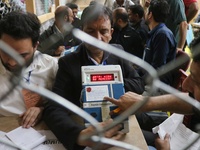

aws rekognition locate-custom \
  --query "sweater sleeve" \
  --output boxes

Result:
[43,101,85,150]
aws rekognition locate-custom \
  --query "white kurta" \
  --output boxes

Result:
[0,51,58,116]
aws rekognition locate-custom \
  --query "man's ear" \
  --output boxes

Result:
[109,28,114,42]
[64,15,68,22]
[117,18,122,24]
[33,41,39,51]
[148,12,152,19]
[111,28,114,35]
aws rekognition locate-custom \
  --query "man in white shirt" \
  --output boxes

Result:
[0,11,58,128]
[113,0,135,11]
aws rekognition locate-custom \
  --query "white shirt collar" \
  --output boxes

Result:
[55,25,63,34]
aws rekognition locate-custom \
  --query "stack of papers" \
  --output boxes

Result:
[0,127,65,150]
[6,126,46,149]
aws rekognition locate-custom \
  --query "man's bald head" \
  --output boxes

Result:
[113,7,128,23]
[55,6,72,22]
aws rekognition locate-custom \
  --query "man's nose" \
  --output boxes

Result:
[73,12,77,17]
[7,58,17,67]
[95,32,102,40]
[182,75,193,93]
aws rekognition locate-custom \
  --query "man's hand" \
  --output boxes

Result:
[54,46,65,56]
[19,107,43,128]
[104,92,144,112]
[155,134,170,150]
[77,119,124,149]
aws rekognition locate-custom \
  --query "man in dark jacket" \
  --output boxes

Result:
[43,4,144,150]
[110,7,144,58]
[38,6,81,56]
[128,5,149,47]
[142,0,176,86]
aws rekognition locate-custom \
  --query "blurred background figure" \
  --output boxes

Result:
[128,4,149,47]
[104,0,114,10]
[140,0,151,14]
[183,0,199,23]
[113,0,135,11]
[165,0,187,51]
[110,7,144,58]
[131,0,140,5]
[38,6,81,56]
[142,0,176,87]
[66,2,81,28]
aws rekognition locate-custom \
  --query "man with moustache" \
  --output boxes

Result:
[43,3,144,150]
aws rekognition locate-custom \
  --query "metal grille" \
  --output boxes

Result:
[0,7,200,150]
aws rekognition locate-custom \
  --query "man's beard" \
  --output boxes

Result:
[144,19,150,26]
[1,55,34,74]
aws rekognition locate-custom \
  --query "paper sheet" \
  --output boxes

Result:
[1,130,65,150]
[85,85,109,101]
[152,113,184,140]
[0,131,18,150]
[152,113,200,150]
[5,126,46,149]
[170,124,200,150]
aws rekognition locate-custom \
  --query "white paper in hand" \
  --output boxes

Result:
[152,113,200,150]
[152,113,184,140]
[5,126,46,149]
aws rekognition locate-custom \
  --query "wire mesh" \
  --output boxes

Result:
[0,2,200,150]
[1,28,200,149]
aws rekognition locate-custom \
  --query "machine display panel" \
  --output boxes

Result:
[90,74,114,82]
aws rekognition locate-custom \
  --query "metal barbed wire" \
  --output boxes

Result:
[0,4,200,149]
[72,29,200,150]
[1,28,200,149]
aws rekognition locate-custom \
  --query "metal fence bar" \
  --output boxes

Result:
[0,21,200,150]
